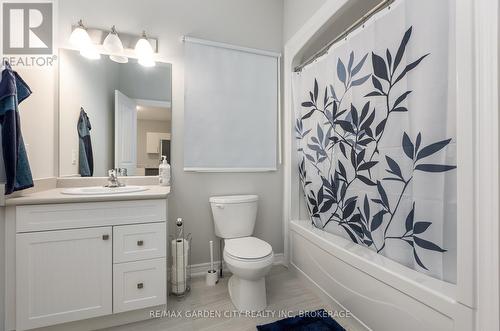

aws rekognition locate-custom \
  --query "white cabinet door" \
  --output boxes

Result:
[146,132,160,154]
[16,227,113,330]
[115,90,137,175]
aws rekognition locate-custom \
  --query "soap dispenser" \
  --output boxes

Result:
[159,156,171,186]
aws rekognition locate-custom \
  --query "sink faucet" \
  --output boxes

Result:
[106,169,125,188]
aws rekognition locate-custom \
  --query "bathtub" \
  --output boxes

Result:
[289,220,473,331]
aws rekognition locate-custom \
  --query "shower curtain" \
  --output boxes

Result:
[293,0,456,281]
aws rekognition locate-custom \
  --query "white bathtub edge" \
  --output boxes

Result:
[290,220,474,331]
[289,261,372,331]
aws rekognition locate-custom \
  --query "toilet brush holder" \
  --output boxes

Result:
[206,240,218,286]
[206,269,218,286]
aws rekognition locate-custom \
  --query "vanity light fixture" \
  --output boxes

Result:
[103,26,128,64]
[70,22,158,64]
[135,31,156,67]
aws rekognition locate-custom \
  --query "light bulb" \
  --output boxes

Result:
[103,26,124,54]
[69,20,91,48]
[135,31,154,57]
[135,31,155,67]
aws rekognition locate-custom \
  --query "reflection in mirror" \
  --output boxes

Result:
[59,48,172,177]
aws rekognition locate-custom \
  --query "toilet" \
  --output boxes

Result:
[209,195,273,311]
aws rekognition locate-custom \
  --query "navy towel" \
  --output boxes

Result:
[0,62,34,194]
[77,107,93,177]
[256,309,346,331]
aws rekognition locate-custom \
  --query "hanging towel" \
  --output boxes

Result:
[0,62,34,195]
[78,107,93,177]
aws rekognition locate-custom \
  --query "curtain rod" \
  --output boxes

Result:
[294,0,395,72]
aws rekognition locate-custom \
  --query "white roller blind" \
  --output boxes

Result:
[184,37,279,172]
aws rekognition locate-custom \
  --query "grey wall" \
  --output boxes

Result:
[283,0,328,43]
[117,62,172,102]
[58,0,285,264]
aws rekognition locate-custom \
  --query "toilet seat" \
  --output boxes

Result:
[224,237,272,260]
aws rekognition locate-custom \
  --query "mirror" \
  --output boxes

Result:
[58,49,172,177]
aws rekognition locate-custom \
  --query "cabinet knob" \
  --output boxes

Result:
[102,234,110,240]
[137,240,144,246]
[137,282,144,289]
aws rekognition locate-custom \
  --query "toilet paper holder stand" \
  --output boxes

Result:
[170,218,192,297]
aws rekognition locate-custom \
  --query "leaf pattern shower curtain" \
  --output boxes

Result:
[293,0,456,281]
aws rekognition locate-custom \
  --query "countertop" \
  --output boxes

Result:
[5,185,170,206]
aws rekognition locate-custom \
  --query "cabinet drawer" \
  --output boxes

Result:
[16,200,166,233]
[113,223,166,263]
[113,258,166,313]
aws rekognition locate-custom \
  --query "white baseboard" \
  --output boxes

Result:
[189,253,285,277]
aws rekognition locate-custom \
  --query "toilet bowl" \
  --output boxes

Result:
[209,195,273,311]
[224,237,273,311]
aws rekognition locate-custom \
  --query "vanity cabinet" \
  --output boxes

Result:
[7,199,168,331]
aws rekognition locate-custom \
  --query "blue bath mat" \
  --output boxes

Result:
[256,309,346,331]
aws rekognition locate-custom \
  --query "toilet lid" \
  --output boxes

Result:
[225,237,272,260]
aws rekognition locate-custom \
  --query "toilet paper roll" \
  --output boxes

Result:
[171,239,189,294]
[172,267,187,293]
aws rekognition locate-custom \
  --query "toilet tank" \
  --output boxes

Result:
[209,195,258,238]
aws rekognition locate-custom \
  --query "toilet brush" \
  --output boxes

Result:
[206,240,218,286]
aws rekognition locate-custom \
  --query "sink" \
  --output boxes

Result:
[61,186,148,195]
